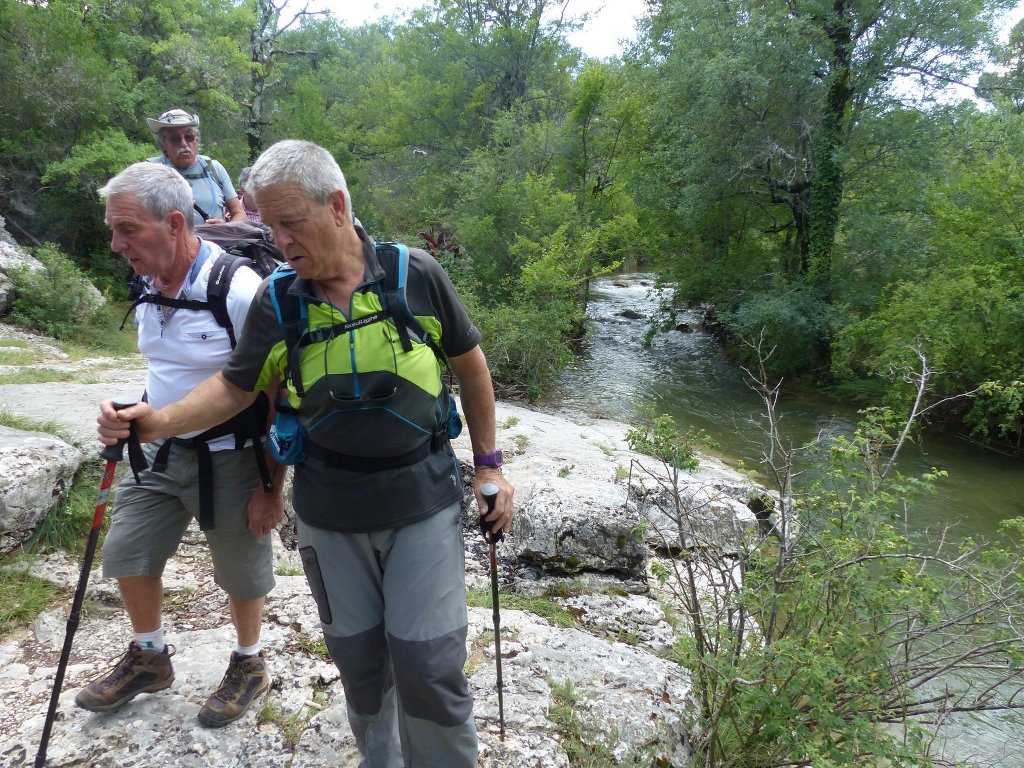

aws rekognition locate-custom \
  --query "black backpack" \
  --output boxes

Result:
[124,220,284,346]
[119,222,285,530]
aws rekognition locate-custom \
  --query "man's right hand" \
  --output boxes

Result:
[97,399,155,445]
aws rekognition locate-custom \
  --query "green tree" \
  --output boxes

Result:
[40,129,152,279]
[834,110,1024,446]
[978,17,1024,112]
[632,0,1015,372]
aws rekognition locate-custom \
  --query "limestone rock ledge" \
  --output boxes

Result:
[0,426,81,553]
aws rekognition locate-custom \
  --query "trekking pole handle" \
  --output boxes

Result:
[480,482,503,544]
[98,402,134,462]
[482,482,499,509]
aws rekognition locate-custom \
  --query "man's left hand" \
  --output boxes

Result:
[247,488,284,539]
[475,468,515,542]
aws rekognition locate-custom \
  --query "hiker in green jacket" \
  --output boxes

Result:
[98,139,514,767]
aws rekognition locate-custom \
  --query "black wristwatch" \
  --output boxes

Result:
[473,449,504,468]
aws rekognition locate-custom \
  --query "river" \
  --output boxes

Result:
[545,272,1024,767]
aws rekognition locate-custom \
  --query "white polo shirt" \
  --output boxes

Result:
[133,239,262,448]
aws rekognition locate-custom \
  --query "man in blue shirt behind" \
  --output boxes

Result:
[146,108,244,225]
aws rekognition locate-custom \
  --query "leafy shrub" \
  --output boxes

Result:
[644,384,1024,768]
[722,286,834,376]
[968,379,1024,451]
[459,223,597,401]
[625,406,714,471]
[472,298,573,402]
[834,263,1024,440]
[7,243,104,339]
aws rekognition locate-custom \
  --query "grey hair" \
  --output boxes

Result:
[99,162,195,230]
[156,125,201,150]
[249,140,354,221]
[238,165,253,189]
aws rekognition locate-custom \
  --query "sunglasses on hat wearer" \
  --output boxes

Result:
[164,131,198,145]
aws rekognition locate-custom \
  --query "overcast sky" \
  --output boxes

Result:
[306,0,648,59]
[304,1,1024,68]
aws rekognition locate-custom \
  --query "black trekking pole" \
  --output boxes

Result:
[480,481,505,740]
[35,418,130,768]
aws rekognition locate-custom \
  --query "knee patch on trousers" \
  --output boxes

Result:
[325,623,394,716]
[389,627,472,727]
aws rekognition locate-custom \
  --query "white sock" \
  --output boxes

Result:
[235,642,261,658]
[134,628,165,651]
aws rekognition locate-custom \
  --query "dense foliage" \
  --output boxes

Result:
[1,0,1022,444]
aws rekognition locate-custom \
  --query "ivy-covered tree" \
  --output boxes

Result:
[631,0,1015,372]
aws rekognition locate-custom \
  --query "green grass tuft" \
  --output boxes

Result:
[0,560,58,640]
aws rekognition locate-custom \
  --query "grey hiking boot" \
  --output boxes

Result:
[75,641,175,712]
[197,651,270,728]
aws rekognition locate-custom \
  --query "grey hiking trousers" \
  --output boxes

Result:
[297,501,477,768]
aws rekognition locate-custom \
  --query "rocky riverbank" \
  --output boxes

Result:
[0,324,760,767]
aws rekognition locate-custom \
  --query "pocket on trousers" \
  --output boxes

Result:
[299,545,333,624]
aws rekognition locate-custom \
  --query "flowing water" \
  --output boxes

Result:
[545,273,1024,766]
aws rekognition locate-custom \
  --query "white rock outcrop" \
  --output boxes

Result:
[0,426,81,552]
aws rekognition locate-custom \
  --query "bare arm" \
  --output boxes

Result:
[97,372,257,445]
[449,345,514,537]
[224,197,245,222]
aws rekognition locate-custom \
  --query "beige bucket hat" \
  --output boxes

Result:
[146,108,200,136]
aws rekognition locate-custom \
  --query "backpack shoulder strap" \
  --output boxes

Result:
[118,292,210,331]
[119,252,256,347]
[376,242,452,363]
[267,267,311,397]
[375,244,460,443]
[267,265,301,328]
[375,242,428,354]
[205,251,251,348]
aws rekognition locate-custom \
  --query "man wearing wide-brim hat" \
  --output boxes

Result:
[147,108,244,225]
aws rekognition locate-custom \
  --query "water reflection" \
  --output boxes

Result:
[546,273,1024,767]
[550,273,1024,540]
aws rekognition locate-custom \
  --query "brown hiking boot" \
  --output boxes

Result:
[75,641,175,712]
[197,651,270,728]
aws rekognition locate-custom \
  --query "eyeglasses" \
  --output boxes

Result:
[165,132,198,145]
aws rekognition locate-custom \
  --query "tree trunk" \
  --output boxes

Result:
[246,0,278,163]
[808,0,855,296]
